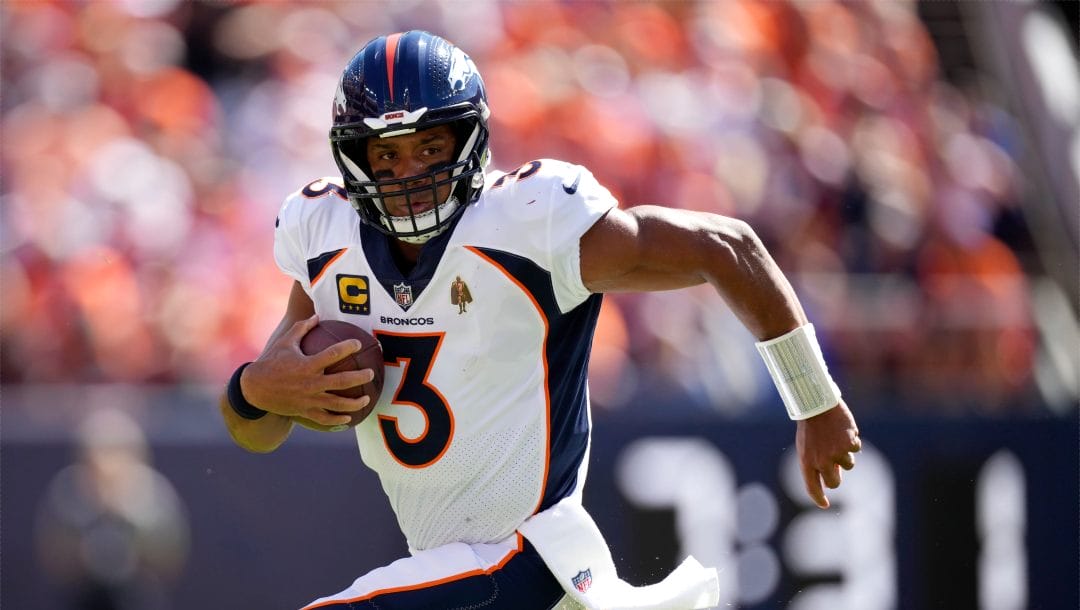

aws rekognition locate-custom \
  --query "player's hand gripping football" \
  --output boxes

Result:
[241,315,375,429]
[796,400,861,509]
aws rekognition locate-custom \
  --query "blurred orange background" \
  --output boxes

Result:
[1,1,1076,414]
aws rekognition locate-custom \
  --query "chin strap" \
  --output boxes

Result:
[384,197,460,244]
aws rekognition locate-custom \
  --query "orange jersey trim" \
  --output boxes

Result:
[303,533,525,609]
[464,245,552,515]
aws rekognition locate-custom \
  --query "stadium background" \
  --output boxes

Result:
[1,1,1076,608]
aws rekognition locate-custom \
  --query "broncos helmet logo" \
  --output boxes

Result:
[447,47,476,93]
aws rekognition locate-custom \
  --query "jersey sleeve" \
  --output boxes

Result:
[542,162,617,311]
[480,159,617,312]
[272,177,355,288]
[272,186,312,286]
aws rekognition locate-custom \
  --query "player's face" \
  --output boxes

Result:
[366,125,457,217]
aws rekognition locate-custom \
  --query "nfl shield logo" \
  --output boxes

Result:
[393,283,414,309]
[571,568,592,593]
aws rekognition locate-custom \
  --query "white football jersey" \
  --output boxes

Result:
[274,159,617,552]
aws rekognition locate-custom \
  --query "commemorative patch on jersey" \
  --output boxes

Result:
[337,274,371,314]
[394,282,414,309]
[450,276,472,314]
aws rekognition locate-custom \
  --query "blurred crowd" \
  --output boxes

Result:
[1,0,1052,416]
[35,407,190,609]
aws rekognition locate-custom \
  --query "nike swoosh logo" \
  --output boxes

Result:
[562,172,581,195]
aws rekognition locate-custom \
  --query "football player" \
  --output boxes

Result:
[219,31,861,610]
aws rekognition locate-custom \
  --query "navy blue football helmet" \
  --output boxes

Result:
[330,31,491,243]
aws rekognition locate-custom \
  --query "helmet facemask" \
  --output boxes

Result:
[331,115,488,245]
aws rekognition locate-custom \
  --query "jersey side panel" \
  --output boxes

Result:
[457,162,613,511]
[469,246,602,513]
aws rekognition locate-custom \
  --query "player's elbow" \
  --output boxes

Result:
[233,433,283,454]
[229,421,290,454]
[709,216,761,263]
[703,215,776,284]
[219,397,289,454]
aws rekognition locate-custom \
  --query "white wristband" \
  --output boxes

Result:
[755,323,841,420]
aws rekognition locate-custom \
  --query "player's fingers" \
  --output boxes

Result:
[292,416,348,433]
[320,395,371,413]
[323,369,374,391]
[849,433,862,453]
[286,314,321,342]
[309,339,363,368]
[838,452,856,470]
[301,406,355,427]
[821,463,843,489]
[803,465,829,509]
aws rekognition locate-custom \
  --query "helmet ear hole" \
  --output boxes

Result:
[337,138,371,177]
[449,120,475,160]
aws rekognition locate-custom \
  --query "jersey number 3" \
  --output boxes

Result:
[374,332,454,468]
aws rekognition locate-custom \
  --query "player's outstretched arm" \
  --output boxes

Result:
[580,205,861,508]
[219,281,374,453]
[581,206,802,337]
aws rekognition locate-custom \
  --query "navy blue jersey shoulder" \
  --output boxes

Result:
[306,249,346,284]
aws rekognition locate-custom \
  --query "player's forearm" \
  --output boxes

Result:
[699,216,807,341]
[218,392,293,453]
[704,218,851,426]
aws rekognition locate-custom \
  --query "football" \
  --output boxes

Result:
[297,320,385,428]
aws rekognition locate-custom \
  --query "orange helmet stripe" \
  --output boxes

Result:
[384,32,403,103]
